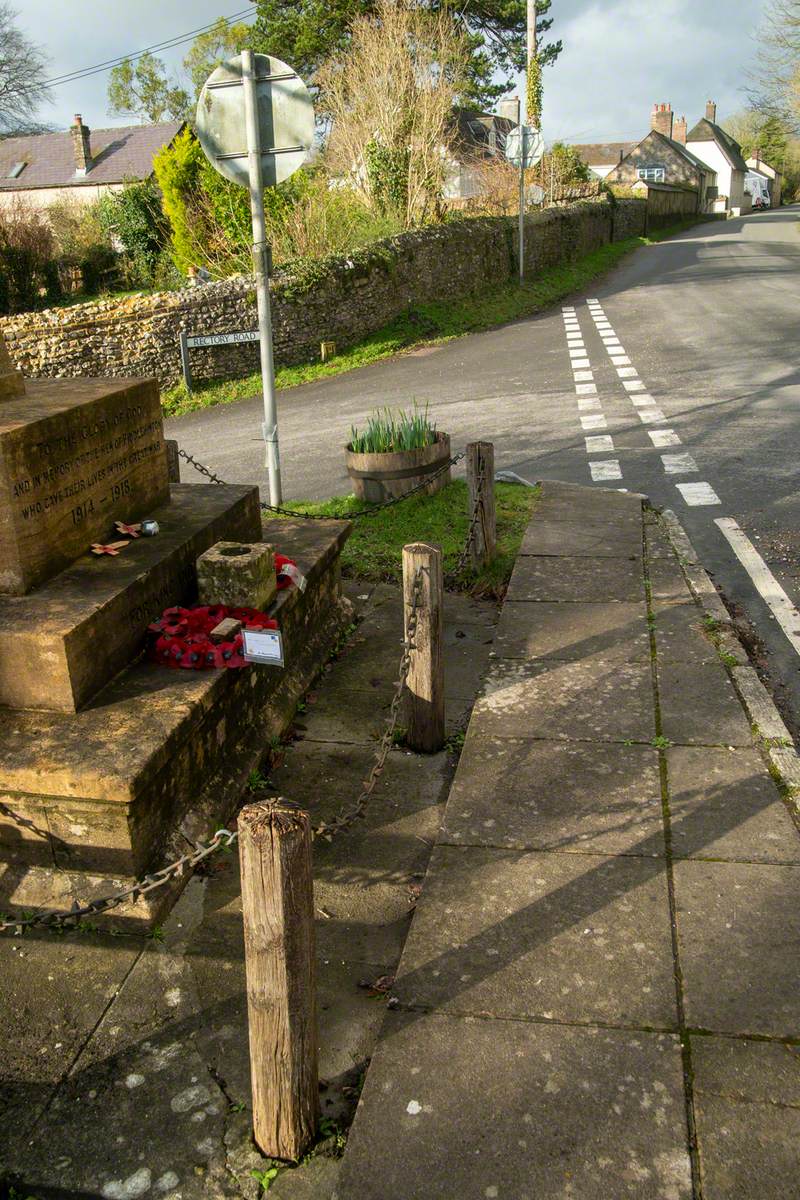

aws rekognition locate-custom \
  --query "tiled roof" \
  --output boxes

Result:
[450,109,516,160]
[0,120,184,190]
[571,142,637,165]
[686,118,748,171]
[650,130,715,173]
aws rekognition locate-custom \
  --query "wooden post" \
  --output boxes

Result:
[238,799,318,1161]
[403,543,445,753]
[165,439,181,482]
[467,442,497,569]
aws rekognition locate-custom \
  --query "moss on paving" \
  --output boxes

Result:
[162,220,699,419]
[271,479,539,597]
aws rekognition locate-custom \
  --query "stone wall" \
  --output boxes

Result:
[2,197,651,390]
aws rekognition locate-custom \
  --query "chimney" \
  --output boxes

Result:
[705,100,717,123]
[650,102,674,139]
[673,115,687,144]
[753,145,761,165]
[498,96,520,124]
[71,114,92,174]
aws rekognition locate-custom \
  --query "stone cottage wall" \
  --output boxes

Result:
[2,198,648,390]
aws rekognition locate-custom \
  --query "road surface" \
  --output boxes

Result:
[168,206,800,731]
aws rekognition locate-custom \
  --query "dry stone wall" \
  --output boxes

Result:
[2,198,648,390]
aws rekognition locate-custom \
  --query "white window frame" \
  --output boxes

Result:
[637,166,666,182]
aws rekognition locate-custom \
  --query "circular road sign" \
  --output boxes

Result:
[505,124,544,169]
[196,52,314,189]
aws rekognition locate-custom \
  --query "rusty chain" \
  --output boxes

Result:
[0,571,425,933]
[0,829,239,935]
[312,565,423,841]
[177,447,465,521]
[448,455,486,581]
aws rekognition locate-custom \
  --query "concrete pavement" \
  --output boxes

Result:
[334,481,800,1200]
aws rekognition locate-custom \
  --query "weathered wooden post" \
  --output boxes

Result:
[466,441,497,570]
[238,799,318,1161]
[402,543,445,753]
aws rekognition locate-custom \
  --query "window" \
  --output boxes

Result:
[7,161,26,178]
[637,165,665,182]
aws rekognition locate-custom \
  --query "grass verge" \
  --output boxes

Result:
[161,218,701,419]
[269,479,540,597]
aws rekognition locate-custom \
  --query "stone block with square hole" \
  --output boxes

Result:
[196,540,277,610]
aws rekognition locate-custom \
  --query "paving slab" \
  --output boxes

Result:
[472,659,656,742]
[493,600,650,662]
[297,685,472,744]
[334,1012,692,1200]
[691,1036,800,1200]
[648,553,691,601]
[270,742,448,882]
[393,844,678,1028]
[0,932,142,1153]
[667,746,800,863]
[657,660,754,747]
[519,518,642,557]
[673,859,800,1038]
[505,555,644,602]
[652,603,717,663]
[442,735,664,856]
[329,604,496,702]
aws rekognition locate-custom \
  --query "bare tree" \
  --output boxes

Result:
[0,2,51,135]
[316,0,471,226]
[748,0,800,130]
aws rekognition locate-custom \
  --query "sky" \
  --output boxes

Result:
[15,0,768,142]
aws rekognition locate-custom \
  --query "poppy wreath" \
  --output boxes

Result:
[146,552,299,671]
[148,604,279,670]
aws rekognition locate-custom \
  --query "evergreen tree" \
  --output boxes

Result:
[253,0,560,110]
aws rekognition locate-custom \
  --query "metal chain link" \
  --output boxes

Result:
[0,573,426,932]
[448,456,486,581]
[177,447,465,521]
[312,565,423,841]
[0,829,239,934]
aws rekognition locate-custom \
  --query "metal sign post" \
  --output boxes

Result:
[196,52,314,507]
[505,117,543,285]
[518,101,525,285]
[242,49,281,505]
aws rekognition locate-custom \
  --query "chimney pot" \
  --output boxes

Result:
[71,114,92,174]
[705,100,717,122]
[650,102,674,139]
[673,115,687,145]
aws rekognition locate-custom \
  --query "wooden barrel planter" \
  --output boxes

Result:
[345,432,452,504]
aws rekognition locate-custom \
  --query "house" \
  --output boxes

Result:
[0,115,183,213]
[571,142,637,180]
[746,150,782,206]
[686,102,750,215]
[603,104,715,210]
[443,105,516,201]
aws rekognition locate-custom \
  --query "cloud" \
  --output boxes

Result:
[531,0,769,142]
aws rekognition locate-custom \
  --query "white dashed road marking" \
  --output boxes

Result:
[574,370,594,382]
[638,408,666,423]
[590,460,622,481]
[578,397,602,411]
[575,382,597,395]
[676,482,721,506]
[580,413,608,431]
[623,380,645,392]
[585,435,615,453]
[648,429,682,447]
[715,518,800,658]
[661,452,698,474]
[570,358,591,369]
[610,355,631,365]
[616,366,637,378]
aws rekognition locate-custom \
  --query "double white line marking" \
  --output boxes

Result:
[562,305,621,481]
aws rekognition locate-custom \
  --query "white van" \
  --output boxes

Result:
[745,171,771,208]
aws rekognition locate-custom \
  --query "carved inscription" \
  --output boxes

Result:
[0,379,169,595]
[11,408,163,526]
